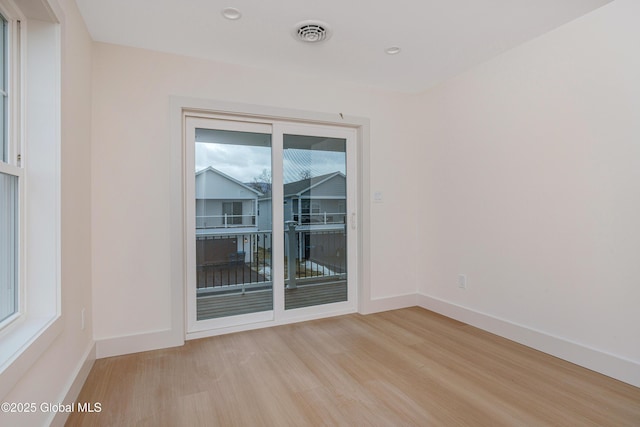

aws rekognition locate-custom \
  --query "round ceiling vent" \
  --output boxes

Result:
[293,20,331,43]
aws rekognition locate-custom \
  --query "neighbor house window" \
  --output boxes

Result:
[223,201,243,225]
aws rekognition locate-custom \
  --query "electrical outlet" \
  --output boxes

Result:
[81,308,85,330]
[458,274,467,289]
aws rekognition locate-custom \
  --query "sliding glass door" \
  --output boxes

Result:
[186,117,357,333]
[282,131,349,311]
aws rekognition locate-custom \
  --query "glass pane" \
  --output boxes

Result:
[283,134,347,310]
[0,172,18,322]
[0,15,7,163]
[0,95,6,163]
[194,128,272,320]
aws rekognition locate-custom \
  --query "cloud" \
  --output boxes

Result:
[196,143,345,183]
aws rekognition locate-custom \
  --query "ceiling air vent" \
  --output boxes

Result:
[293,20,331,43]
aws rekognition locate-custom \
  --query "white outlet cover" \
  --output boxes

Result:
[458,274,467,289]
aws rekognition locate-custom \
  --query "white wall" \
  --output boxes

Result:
[0,0,95,425]
[91,43,419,347]
[415,0,640,386]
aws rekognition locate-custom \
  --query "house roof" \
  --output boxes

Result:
[259,171,345,200]
[284,172,344,197]
[196,166,263,197]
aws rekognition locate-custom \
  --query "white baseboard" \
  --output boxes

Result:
[359,293,417,315]
[96,329,184,359]
[97,294,416,357]
[416,293,640,388]
[49,341,96,427]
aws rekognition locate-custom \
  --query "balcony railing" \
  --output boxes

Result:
[196,231,271,293]
[292,211,346,225]
[196,213,256,229]
[196,227,346,293]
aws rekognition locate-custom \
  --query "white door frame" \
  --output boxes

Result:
[181,108,365,340]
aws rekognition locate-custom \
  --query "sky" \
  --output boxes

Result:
[195,143,346,184]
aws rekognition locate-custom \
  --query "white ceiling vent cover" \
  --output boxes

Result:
[293,20,332,43]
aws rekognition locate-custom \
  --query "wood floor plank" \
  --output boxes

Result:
[66,308,640,426]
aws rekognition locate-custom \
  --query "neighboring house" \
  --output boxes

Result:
[195,167,264,269]
[193,168,346,285]
[258,172,347,271]
[195,167,262,233]
[285,171,347,230]
[258,171,347,232]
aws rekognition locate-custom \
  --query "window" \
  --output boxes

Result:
[0,173,17,323]
[1,13,7,162]
[222,201,243,225]
[0,10,18,327]
[0,0,61,399]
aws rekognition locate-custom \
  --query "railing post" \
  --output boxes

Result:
[324,212,327,224]
[224,213,228,228]
[285,221,297,289]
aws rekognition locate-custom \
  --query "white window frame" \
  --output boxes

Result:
[0,4,22,329]
[0,0,62,400]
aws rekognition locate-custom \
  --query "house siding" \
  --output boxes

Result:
[300,175,346,198]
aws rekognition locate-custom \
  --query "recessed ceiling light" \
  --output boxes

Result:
[221,7,242,20]
[385,46,401,55]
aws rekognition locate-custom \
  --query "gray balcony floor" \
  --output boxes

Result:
[197,280,347,320]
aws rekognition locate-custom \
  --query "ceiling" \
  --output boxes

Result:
[75,0,612,93]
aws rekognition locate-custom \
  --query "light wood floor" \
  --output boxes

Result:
[66,307,640,426]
